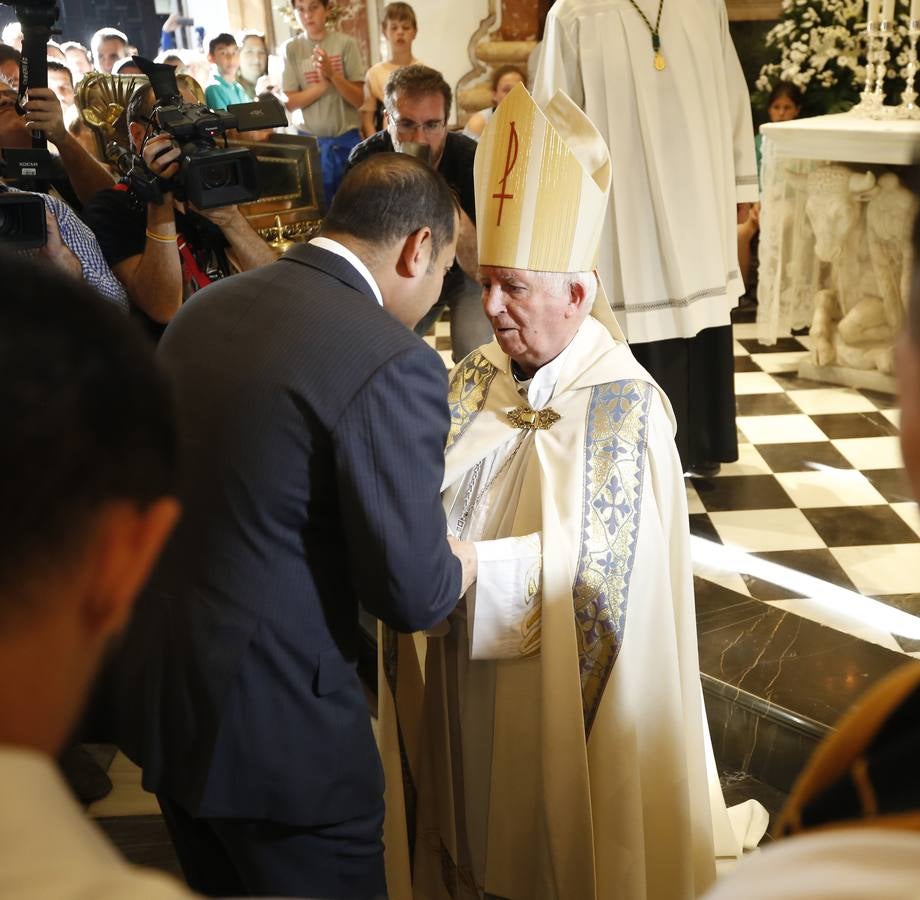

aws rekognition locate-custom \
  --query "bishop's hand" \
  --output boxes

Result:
[448,535,478,598]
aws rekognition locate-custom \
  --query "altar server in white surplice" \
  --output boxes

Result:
[533,0,758,477]
[378,85,763,900]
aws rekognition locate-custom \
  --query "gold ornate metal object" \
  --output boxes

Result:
[256,218,322,246]
[506,406,561,431]
[267,215,297,253]
[654,53,666,71]
[76,73,205,164]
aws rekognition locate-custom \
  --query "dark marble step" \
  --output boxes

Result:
[696,575,907,794]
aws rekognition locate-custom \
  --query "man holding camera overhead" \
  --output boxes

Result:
[82,80,276,338]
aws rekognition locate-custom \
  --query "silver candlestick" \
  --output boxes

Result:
[871,17,895,117]
[898,21,920,117]
[854,20,882,116]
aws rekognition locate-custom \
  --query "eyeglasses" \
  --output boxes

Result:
[390,116,446,137]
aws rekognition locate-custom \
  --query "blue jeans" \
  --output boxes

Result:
[316,128,362,211]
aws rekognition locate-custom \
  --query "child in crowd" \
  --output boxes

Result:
[360,2,419,138]
[46,59,99,160]
[738,80,803,302]
[155,50,188,74]
[462,64,524,141]
[112,57,143,76]
[90,27,129,74]
[282,0,364,207]
[756,81,802,182]
[60,41,92,76]
[204,33,249,110]
[0,45,19,90]
[0,20,22,51]
[46,41,66,63]
[46,59,75,110]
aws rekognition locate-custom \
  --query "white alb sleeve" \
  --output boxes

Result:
[468,533,543,660]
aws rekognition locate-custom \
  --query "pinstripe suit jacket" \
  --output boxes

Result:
[111,243,461,826]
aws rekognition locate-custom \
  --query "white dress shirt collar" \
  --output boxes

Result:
[309,236,383,307]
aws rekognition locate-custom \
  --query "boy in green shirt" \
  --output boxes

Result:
[204,33,250,111]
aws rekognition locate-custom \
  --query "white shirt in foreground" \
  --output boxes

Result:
[706,828,920,899]
[0,744,196,899]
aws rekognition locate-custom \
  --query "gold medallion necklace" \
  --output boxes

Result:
[626,0,666,71]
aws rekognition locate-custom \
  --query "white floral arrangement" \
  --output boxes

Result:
[756,0,911,113]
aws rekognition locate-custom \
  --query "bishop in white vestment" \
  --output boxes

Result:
[378,85,758,900]
[533,0,758,475]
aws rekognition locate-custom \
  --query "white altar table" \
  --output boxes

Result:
[756,113,920,392]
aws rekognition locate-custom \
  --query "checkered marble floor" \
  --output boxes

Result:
[427,317,920,658]
[689,322,920,658]
[425,318,455,367]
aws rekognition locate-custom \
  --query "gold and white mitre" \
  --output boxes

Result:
[474,82,625,342]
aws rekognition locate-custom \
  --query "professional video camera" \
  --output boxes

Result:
[0,191,45,249]
[0,0,59,183]
[0,0,59,248]
[125,56,286,210]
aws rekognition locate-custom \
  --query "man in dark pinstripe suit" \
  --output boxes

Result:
[106,154,474,899]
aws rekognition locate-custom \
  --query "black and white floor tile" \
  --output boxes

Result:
[688,322,920,658]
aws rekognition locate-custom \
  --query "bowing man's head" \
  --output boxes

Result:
[321,153,460,329]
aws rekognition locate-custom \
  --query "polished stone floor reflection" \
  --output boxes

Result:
[687,322,920,659]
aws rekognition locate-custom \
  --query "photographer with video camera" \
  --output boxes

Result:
[0,73,127,307]
[1,0,116,232]
[81,61,280,334]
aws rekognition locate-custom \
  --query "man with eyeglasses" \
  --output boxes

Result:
[347,63,492,361]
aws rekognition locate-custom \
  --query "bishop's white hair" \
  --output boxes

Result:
[534,270,598,311]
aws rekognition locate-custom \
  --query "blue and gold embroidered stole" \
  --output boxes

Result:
[446,353,654,735]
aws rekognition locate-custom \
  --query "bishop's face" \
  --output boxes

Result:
[479,266,585,377]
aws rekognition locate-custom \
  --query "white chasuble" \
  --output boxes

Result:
[379,318,751,900]
[533,0,758,343]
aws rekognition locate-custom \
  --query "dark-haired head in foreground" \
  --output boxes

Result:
[0,253,179,757]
